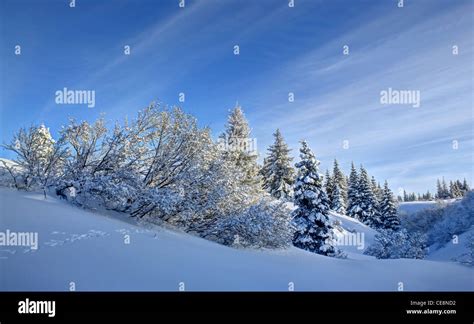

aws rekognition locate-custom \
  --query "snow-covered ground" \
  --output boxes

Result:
[328,211,377,258]
[398,201,438,215]
[426,227,473,262]
[0,188,472,291]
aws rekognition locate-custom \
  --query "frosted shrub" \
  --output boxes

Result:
[210,198,294,249]
[364,229,427,259]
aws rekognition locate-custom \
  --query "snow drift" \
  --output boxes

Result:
[0,188,472,291]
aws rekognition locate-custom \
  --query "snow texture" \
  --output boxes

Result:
[1,188,472,291]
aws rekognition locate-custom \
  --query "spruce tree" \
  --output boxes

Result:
[426,191,432,200]
[379,181,401,230]
[332,159,348,206]
[324,169,333,202]
[347,162,360,218]
[462,178,470,192]
[357,166,381,228]
[403,190,408,202]
[455,180,464,196]
[292,141,339,256]
[260,156,271,187]
[377,182,383,201]
[370,176,382,215]
[452,181,462,198]
[449,181,455,198]
[436,179,442,199]
[330,180,345,214]
[371,176,378,197]
[441,178,449,199]
[223,105,260,190]
[261,129,294,200]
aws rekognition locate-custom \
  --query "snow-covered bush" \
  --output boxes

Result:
[402,191,473,247]
[54,104,215,214]
[401,204,444,236]
[54,118,137,210]
[3,103,295,250]
[364,229,427,259]
[133,146,254,232]
[54,103,288,246]
[429,191,474,247]
[2,125,68,195]
[69,173,142,211]
[209,198,294,249]
[124,105,256,224]
[453,233,473,266]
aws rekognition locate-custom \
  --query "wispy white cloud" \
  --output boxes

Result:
[244,1,473,192]
[3,0,471,193]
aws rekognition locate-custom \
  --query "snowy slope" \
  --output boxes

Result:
[328,211,377,258]
[426,227,473,262]
[0,188,472,291]
[287,202,377,257]
[398,201,438,215]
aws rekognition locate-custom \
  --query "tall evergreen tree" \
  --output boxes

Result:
[330,180,345,214]
[260,156,270,185]
[403,190,409,202]
[292,141,339,256]
[370,176,382,215]
[453,180,464,198]
[441,178,449,199]
[455,180,464,196]
[379,181,401,230]
[462,178,470,192]
[376,182,383,201]
[436,179,442,199]
[347,162,360,218]
[449,181,455,198]
[426,191,433,200]
[370,176,378,197]
[332,159,348,206]
[223,105,260,190]
[327,160,347,214]
[324,169,333,202]
[260,129,294,200]
[357,166,381,228]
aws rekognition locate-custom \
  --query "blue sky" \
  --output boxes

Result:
[0,0,472,194]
